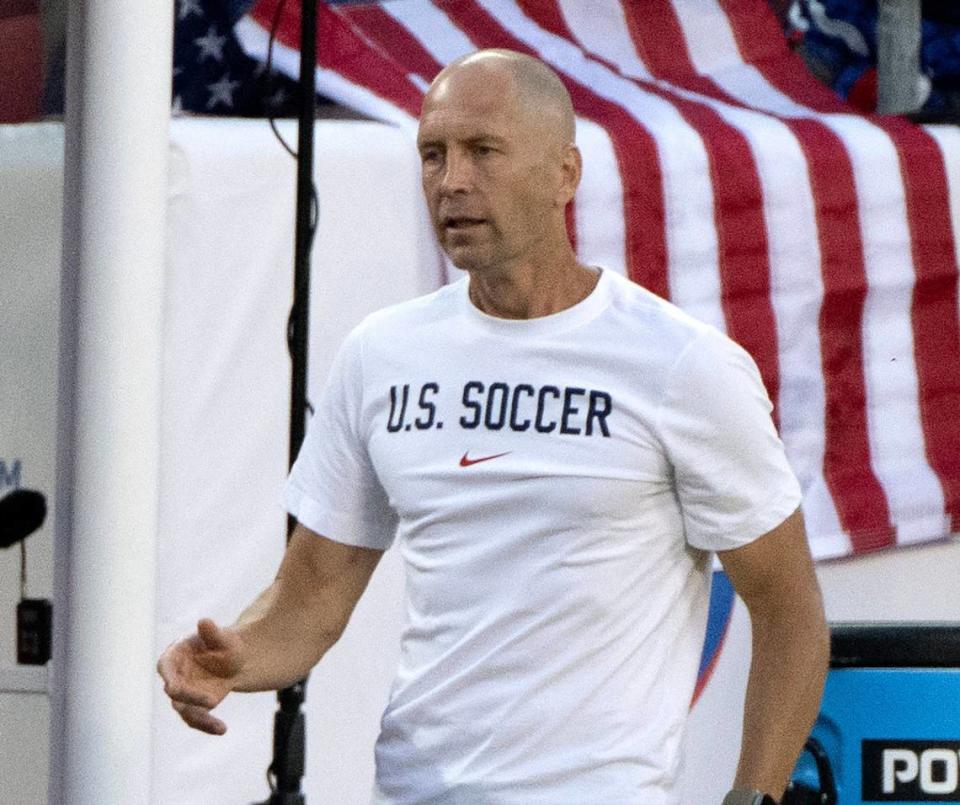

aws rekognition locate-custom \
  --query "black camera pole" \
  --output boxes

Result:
[258,1,317,803]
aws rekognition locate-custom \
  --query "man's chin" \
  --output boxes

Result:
[444,246,489,274]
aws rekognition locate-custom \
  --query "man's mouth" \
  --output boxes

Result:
[443,216,487,230]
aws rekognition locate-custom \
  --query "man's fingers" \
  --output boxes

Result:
[156,647,176,683]
[163,678,222,709]
[157,645,193,699]
[156,638,227,709]
[157,619,240,732]
[172,700,227,736]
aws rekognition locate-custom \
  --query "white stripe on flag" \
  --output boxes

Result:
[670,0,816,118]
[669,0,743,75]
[711,66,815,118]
[383,0,477,65]
[574,118,628,277]
[556,0,653,80]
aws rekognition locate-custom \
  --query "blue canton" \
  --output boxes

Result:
[173,0,302,117]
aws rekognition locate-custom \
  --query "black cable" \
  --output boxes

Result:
[20,539,26,600]
[264,0,319,243]
[264,0,318,419]
[266,0,298,159]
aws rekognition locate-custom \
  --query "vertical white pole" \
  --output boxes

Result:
[876,0,925,114]
[50,0,173,802]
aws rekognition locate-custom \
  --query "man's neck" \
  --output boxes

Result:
[467,256,599,320]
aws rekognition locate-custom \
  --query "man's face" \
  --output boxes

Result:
[417,67,565,273]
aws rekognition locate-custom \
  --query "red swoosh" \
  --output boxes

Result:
[459,451,511,467]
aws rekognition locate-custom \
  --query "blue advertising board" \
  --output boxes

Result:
[790,625,960,804]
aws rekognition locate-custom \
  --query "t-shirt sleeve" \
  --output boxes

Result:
[283,326,398,550]
[657,329,802,552]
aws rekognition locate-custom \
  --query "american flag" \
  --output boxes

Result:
[236,0,960,561]
[172,0,303,116]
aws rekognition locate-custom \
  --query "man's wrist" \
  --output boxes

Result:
[721,789,778,805]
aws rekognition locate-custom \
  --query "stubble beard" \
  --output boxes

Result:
[441,222,502,274]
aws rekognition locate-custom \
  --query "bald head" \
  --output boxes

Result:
[416,49,582,274]
[426,49,575,146]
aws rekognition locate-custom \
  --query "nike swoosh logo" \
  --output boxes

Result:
[459,451,511,467]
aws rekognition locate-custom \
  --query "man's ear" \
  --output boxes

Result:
[556,144,582,207]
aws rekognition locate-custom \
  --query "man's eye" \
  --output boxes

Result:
[473,145,494,156]
[420,150,442,165]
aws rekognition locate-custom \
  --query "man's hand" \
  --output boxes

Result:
[157,618,246,735]
[157,525,384,734]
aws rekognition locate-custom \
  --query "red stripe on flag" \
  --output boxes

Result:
[455,0,669,298]
[339,4,444,84]
[716,0,848,112]
[880,120,960,531]
[621,0,744,105]
[624,0,692,76]
[251,0,425,117]
[699,123,781,419]
[251,0,296,49]
[789,118,896,551]
[515,0,567,43]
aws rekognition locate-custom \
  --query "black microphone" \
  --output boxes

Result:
[0,489,47,549]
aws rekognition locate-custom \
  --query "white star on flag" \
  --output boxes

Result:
[206,73,241,109]
[178,0,202,22]
[195,26,228,63]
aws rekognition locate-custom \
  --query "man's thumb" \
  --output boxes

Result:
[196,618,231,651]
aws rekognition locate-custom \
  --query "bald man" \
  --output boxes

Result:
[158,50,828,805]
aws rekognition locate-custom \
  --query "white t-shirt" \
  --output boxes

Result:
[284,269,802,805]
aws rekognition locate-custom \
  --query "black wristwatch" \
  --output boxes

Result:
[721,790,778,805]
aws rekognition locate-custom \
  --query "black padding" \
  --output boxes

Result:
[830,622,960,668]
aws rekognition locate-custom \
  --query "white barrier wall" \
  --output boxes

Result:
[1,119,959,805]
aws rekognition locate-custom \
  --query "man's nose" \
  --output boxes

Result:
[439,152,473,194]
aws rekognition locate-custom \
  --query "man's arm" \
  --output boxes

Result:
[717,508,830,801]
[157,523,383,734]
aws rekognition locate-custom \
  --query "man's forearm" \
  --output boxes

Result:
[222,582,339,692]
[734,604,830,799]
[222,528,383,694]
[227,579,343,693]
